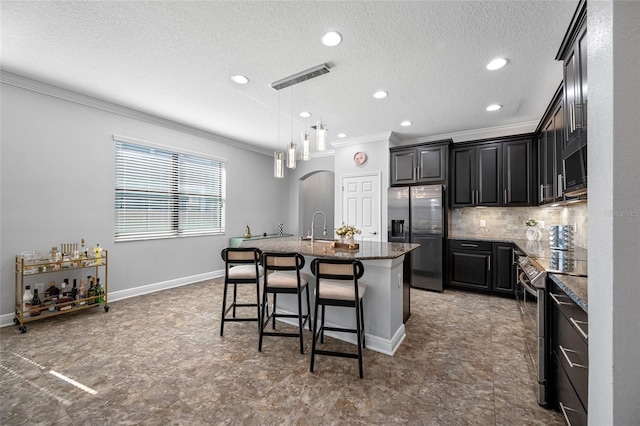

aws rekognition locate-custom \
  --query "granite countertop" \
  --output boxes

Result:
[239,237,420,260]
[549,274,588,312]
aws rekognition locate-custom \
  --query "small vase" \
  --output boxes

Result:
[340,236,355,245]
[526,227,541,241]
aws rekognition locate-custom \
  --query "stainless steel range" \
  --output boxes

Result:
[515,246,588,407]
[515,254,548,406]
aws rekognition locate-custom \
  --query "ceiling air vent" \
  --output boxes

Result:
[271,64,331,90]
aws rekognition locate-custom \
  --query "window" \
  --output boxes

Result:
[115,136,226,241]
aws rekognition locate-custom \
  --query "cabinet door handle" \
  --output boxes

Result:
[540,184,544,202]
[487,256,491,271]
[559,402,577,426]
[549,292,571,306]
[460,243,478,248]
[570,317,588,340]
[569,102,574,132]
[557,174,564,197]
[559,345,588,369]
[574,103,583,129]
[504,189,508,204]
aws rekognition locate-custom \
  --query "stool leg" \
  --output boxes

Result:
[305,285,311,331]
[320,304,326,344]
[220,280,229,336]
[310,298,320,373]
[259,284,268,352]
[272,293,277,330]
[256,279,261,332]
[356,299,364,379]
[297,287,304,354]
[232,283,238,317]
[360,298,366,348]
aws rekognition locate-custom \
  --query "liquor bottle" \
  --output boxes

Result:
[30,289,41,316]
[70,279,78,302]
[94,244,102,265]
[23,285,33,317]
[61,278,70,297]
[78,280,86,305]
[88,278,95,305]
[95,278,104,304]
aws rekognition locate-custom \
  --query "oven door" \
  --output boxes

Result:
[516,270,547,406]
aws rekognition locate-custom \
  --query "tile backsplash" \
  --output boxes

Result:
[449,202,588,248]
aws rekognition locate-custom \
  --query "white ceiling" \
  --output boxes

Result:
[1,1,578,154]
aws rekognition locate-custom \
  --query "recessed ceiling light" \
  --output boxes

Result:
[230,75,249,84]
[337,133,347,138]
[373,91,388,99]
[400,120,412,127]
[299,111,311,118]
[322,31,342,47]
[486,58,508,70]
[486,104,502,111]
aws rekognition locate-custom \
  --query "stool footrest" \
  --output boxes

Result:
[313,349,359,360]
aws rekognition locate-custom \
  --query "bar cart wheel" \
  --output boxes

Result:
[19,325,27,333]
[104,305,110,312]
[13,317,19,325]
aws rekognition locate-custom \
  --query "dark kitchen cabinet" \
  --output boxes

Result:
[390,141,450,186]
[447,240,492,292]
[492,243,515,295]
[538,85,565,205]
[503,137,535,206]
[451,143,501,207]
[451,135,535,207]
[556,0,587,158]
[549,281,588,425]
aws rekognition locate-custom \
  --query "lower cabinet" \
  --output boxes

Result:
[447,240,516,296]
[549,281,588,425]
[448,240,492,293]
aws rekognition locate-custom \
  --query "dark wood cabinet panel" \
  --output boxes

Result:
[503,138,534,206]
[492,243,515,295]
[390,141,450,186]
[447,240,492,292]
[451,146,475,206]
[477,144,502,206]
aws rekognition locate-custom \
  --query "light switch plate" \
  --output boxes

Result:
[480,220,486,227]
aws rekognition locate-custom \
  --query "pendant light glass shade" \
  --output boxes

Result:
[286,141,297,169]
[316,119,327,151]
[274,151,284,178]
[301,132,310,161]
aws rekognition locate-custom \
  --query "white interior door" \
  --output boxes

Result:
[341,173,381,242]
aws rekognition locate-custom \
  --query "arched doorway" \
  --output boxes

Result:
[299,170,334,237]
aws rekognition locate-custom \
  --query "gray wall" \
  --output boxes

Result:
[0,82,288,317]
[588,1,640,423]
[300,171,335,238]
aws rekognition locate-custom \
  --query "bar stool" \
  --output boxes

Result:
[310,258,366,378]
[220,247,263,336]
[259,252,311,354]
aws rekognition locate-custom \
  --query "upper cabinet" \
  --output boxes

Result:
[451,135,536,207]
[556,0,587,158]
[537,85,565,205]
[390,140,450,186]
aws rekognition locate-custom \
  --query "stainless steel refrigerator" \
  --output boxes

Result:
[388,185,445,292]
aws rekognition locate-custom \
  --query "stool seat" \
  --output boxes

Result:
[266,271,309,288]
[229,265,265,279]
[317,280,366,301]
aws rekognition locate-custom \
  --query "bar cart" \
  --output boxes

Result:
[14,250,109,333]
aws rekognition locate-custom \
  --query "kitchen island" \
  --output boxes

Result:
[239,237,420,355]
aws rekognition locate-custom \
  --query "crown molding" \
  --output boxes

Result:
[0,70,273,156]
[399,121,539,145]
[329,132,393,148]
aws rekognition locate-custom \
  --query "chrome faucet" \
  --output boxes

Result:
[311,211,327,243]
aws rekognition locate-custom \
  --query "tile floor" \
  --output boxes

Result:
[1,279,565,425]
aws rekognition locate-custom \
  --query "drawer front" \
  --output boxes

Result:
[448,240,492,251]
[556,308,589,408]
[555,355,588,426]
[549,284,574,319]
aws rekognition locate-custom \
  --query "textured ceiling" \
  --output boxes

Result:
[1,1,578,153]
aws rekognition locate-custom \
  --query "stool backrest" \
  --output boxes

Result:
[221,247,261,264]
[262,252,305,272]
[310,258,364,281]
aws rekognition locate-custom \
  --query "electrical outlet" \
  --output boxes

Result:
[480,220,486,227]
[539,220,545,229]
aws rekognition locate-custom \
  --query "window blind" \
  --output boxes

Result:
[115,140,225,241]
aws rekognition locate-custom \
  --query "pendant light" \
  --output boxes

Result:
[301,131,310,161]
[316,118,327,151]
[274,91,284,178]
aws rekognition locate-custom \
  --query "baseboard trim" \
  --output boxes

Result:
[0,270,224,328]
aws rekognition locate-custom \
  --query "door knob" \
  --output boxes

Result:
[370,231,378,235]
